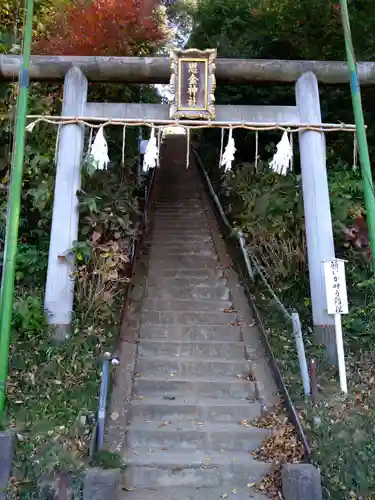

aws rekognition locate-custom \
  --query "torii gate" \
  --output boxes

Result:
[1,53,370,359]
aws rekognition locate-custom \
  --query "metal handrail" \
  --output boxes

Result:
[94,166,156,455]
[192,147,312,459]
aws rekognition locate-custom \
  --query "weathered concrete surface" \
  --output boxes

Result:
[117,136,279,497]
[0,432,14,500]
[3,55,375,85]
[83,468,121,500]
[282,463,322,500]
[85,103,300,124]
[122,486,269,499]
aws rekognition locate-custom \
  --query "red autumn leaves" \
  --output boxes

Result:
[33,0,165,56]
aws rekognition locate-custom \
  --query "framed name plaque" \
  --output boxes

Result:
[169,48,217,120]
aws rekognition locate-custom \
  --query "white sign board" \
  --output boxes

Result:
[323,259,349,315]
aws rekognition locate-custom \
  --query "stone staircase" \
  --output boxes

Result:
[120,136,276,499]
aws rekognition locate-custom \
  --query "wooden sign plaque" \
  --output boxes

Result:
[169,48,217,120]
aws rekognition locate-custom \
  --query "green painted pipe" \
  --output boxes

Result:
[0,0,34,421]
[339,0,375,268]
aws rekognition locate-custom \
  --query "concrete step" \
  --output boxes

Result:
[151,236,212,244]
[153,217,208,223]
[135,356,251,378]
[151,232,211,240]
[150,249,216,258]
[144,285,230,301]
[146,275,228,287]
[138,340,245,359]
[122,486,270,500]
[153,217,207,223]
[145,276,227,286]
[133,376,257,400]
[126,421,270,452]
[140,311,238,327]
[142,299,234,313]
[138,325,242,342]
[148,244,216,253]
[123,449,272,489]
[129,396,261,422]
[148,263,220,273]
[152,225,210,233]
[146,269,224,280]
[153,210,204,216]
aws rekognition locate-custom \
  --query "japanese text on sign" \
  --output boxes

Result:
[178,59,207,111]
[187,62,198,107]
[323,259,349,315]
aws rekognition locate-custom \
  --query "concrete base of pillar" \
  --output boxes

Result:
[50,323,71,342]
[314,324,337,365]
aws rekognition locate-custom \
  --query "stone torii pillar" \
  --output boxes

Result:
[44,67,88,339]
[296,71,336,362]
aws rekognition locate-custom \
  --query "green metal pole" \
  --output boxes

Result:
[339,0,375,268]
[0,0,34,421]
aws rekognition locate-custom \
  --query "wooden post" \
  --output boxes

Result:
[44,67,88,339]
[296,72,336,362]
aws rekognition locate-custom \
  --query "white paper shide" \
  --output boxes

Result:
[90,126,110,170]
[269,131,293,175]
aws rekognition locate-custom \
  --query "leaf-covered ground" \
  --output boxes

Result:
[3,162,142,498]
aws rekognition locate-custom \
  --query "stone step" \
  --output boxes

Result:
[140,311,238,327]
[122,486,270,500]
[142,299,233,313]
[129,396,261,422]
[134,376,256,400]
[152,201,203,205]
[153,210,204,216]
[151,236,212,244]
[153,217,206,222]
[148,243,216,252]
[152,228,209,234]
[150,249,216,258]
[154,200,202,204]
[145,276,227,287]
[126,421,270,452]
[138,325,242,342]
[135,356,251,378]
[138,340,244,359]
[144,285,230,301]
[152,224,209,232]
[151,256,218,268]
[148,262,219,273]
[123,449,272,489]
[153,215,207,221]
[146,271,226,283]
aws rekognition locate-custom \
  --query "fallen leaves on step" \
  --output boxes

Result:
[252,407,304,498]
[240,419,252,427]
[158,421,172,427]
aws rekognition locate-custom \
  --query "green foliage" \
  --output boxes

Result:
[0,5,162,494]
[189,1,375,496]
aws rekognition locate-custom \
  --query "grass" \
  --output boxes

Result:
[250,262,375,499]
[3,165,141,498]
[196,150,375,499]
[6,283,124,498]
